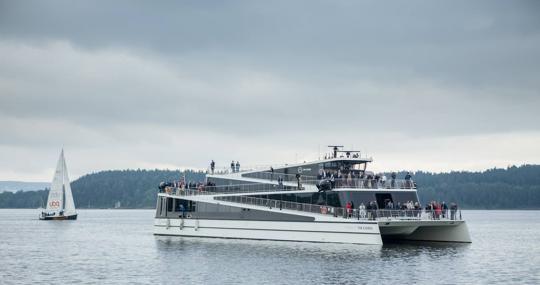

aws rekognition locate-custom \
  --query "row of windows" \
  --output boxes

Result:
[156,190,419,217]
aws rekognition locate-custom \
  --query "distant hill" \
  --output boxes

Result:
[412,165,540,209]
[72,169,205,208]
[0,169,205,209]
[0,165,539,209]
[0,181,50,193]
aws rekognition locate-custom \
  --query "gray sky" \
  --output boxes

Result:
[1,0,540,181]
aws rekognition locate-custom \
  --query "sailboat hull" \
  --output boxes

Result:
[39,214,77,220]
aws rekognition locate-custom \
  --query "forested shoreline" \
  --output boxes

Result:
[0,165,539,209]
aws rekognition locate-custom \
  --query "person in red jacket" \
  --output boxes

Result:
[346,201,352,218]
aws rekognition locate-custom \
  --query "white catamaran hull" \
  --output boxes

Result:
[154,218,383,245]
[154,218,472,244]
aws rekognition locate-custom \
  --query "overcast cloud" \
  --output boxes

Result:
[1,0,540,181]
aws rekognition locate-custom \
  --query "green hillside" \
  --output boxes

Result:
[0,169,205,209]
[0,165,539,209]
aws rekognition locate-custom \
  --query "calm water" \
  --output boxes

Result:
[0,209,539,284]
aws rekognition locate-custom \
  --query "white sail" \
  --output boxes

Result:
[45,150,65,215]
[62,153,76,216]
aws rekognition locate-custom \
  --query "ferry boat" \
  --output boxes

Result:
[153,146,471,245]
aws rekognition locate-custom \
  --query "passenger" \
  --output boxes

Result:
[235,161,240,172]
[391,172,396,188]
[450,202,458,220]
[346,201,352,218]
[230,161,235,173]
[179,204,186,218]
[210,160,215,174]
[404,172,412,188]
[434,202,442,219]
[425,202,432,219]
[414,202,421,218]
[442,201,448,218]
[374,174,380,188]
[358,203,366,219]
[363,175,370,188]
[407,201,414,217]
[381,174,387,188]
[366,202,373,220]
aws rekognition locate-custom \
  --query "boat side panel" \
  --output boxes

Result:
[154,219,382,245]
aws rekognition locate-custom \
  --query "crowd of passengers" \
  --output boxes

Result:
[339,200,460,220]
[317,169,415,189]
[159,180,215,193]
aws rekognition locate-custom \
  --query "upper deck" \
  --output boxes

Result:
[207,154,415,191]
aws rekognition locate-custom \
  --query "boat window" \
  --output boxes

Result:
[375,193,393,209]
[167,198,173,212]
[174,199,188,212]
[159,197,165,216]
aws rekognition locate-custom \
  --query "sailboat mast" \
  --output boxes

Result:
[61,150,65,211]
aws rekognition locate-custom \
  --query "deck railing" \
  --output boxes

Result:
[163,188,462,221]
[214,195,462,221]
[160,184,297,196]
[309,178,416,190]
[242,171,416,190]
[242,171,318,183]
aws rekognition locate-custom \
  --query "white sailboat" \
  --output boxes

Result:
[39,149,77,220]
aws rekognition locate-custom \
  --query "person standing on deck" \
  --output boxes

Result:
[405,172,412,188]
[179,204,185,218]
[346,201,352,218]
[210,160,215,174]
[230,161,235,173]
[450,202,458,220]
[359,203,366,219]
[235,161,240,172]
[442,201,448,218]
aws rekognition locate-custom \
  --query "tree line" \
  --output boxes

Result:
[0,169,205,209]
[0,165,538,209]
